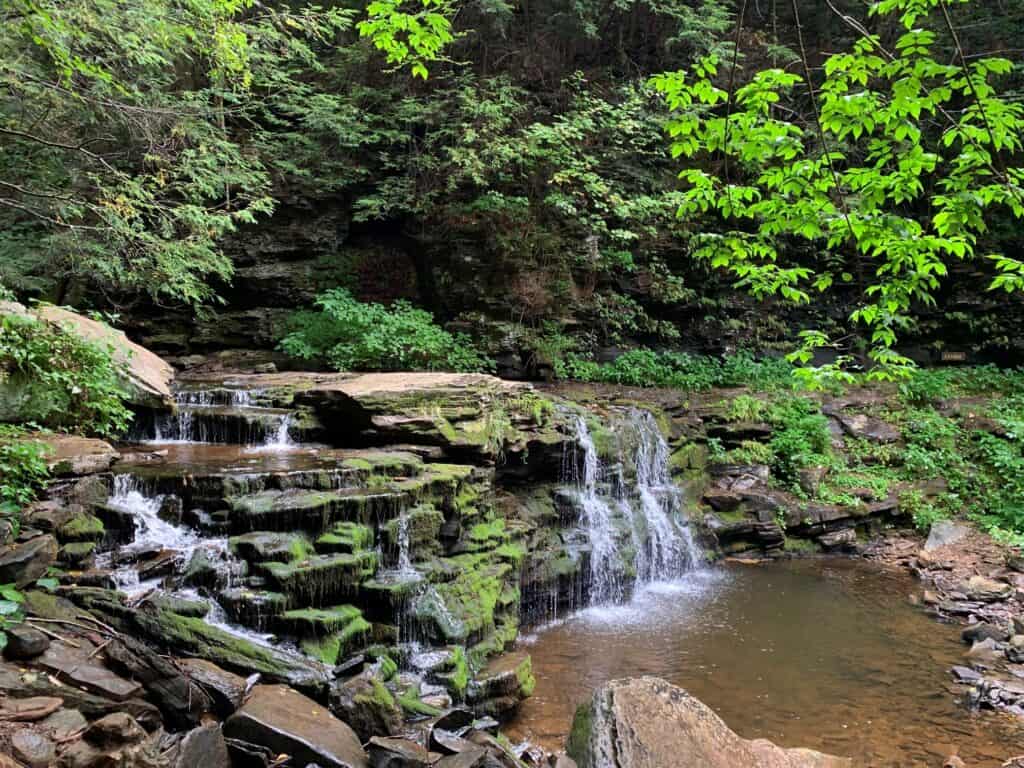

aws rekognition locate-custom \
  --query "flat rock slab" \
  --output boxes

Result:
[835,413,899,444]
[224,684,367,768]
[176,659,247,716]
[37,644,143,702]
[0,696,63,721]
[27,434,120,477]
[569,677,850,768]
[11,728,55,768]
[0,536,57,587]
[174,724,231,768]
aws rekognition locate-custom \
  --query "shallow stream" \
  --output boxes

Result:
[510,558,1024,767]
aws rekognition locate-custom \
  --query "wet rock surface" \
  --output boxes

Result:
[8,367,1024,767]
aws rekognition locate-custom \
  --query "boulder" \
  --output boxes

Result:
[961,575,1013,602]
[368,736,430,768]
[467,651,535,719]
[175,659,247,716]
[224,684,368,768]
[962,622,1010,644]
[40,708,88,741]
[85,712,147,747]
[833,413,899,444]
[329,673,403,742]
[174,724,231,768]
[568,677,850,768]
[924,520,970,551]
[37,304,174,409]
[2,625,50,660]
[37,435,119,477]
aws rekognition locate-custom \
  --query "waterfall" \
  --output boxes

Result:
[628,409,702,580]
[395,508,415,574]
[142,387,294,447]
[570,416,625,605]
[567,410,701,608]
[100,475,206,595]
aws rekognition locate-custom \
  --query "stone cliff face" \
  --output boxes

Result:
[108,203,1024,370]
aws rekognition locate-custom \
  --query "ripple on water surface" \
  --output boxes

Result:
[510,559,1024,767]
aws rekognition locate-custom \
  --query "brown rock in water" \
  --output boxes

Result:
[961,575,1013,602]
[567,677,851,768]
[224,684,367,768]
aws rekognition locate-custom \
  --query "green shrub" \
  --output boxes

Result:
[725,440,774,466]
[279,289,493,373]
[0,313,131,437]
[899,490,948,534]
[557,349,793,391]
[0,438,49,508]
[0,433,50,538]
[766,399,831,486]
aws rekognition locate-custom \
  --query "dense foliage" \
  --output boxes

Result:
[652,0,1024,380]
[281,289,494,372]
[6,0,1023,374]
[0,313,132,437]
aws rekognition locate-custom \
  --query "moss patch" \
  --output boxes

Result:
[264,552,377,606]
[58,513,105,542]
[315,522,374,554]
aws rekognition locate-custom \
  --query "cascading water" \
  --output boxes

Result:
[143,387,295,448]
[628,408,702,580]
[100,474,207,595]
[570,416,625,605]
[567,410,701,609]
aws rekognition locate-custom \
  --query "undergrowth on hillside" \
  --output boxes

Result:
[280,289,494,373]
[705,367,1024,547]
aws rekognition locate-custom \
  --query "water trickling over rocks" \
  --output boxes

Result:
[565,410,702,609]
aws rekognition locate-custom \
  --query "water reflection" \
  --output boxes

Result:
[510,559,1024,767]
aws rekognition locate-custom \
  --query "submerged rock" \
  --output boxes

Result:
[568,677,850,768]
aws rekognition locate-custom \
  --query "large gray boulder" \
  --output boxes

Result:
[568,677,850,768]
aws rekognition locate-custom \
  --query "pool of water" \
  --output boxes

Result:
[509,558,1024,767]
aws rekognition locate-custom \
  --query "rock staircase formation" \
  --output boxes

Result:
[3,369,739,765]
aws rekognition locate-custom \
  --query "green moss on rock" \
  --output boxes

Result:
[315,522,374,554]
[58,513,105,543]
[264,551,377,606]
